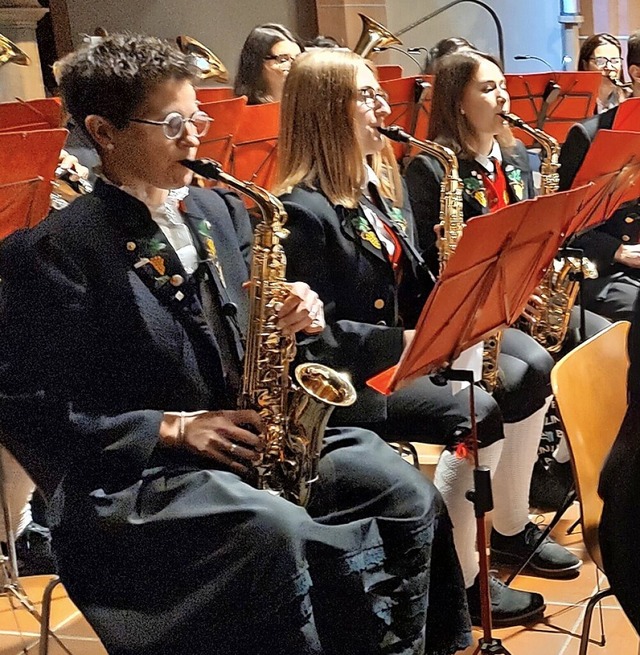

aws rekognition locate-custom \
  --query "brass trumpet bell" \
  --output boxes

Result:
[176,35,229,83]
[0,33,30,67]
[353,13,402,59]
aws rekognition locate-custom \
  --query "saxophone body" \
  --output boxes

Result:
[381,126,501,390]
[501,112,598,353]
[180,158,356,506]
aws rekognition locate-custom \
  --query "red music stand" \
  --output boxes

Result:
[368,184,589,654]
[612,96,640,131]
[0,98,62,134]
[0,178,44,239]
[195,86,235,104]
[380,75,432,161]
[505,71,601,145]
[0,129,68,224]
[376,64,403,82]
[569,130,640,237]
[230,101,280,202]
[198,95,247,172]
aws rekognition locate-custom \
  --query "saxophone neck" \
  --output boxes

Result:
[180,158,287,228]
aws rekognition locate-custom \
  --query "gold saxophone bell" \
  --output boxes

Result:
[0,33,30,67]
[353,13,402,59]
[176,35,229,83]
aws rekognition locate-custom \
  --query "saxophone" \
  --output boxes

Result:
[501,112,598,352]
[180,158,357,506]
[380,126,501,390]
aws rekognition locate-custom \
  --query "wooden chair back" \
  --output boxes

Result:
[551,320,630,570]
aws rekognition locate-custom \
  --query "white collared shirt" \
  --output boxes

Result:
[100,174,199,274]
[474,140,502,178]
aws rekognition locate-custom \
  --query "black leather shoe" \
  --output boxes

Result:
[466,574,545,627]
[15,522,56,576]
[529,459,574,512]
[491,522,582,579]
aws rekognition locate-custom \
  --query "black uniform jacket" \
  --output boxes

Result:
[404,139,535,275]
[558,106,640,275]
[280,185,434,425]
[0,179,254,501]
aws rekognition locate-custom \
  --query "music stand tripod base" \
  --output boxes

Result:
[435,368,513,655]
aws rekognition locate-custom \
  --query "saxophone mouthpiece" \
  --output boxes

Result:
[377,125,412,143]
[180,158,223,181]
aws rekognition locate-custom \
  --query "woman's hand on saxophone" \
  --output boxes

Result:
[277,281,325,335]
[160,409,264,477]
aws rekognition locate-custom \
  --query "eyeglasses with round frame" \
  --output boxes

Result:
[263,53,298,67]
[589,56,623,69]
[357,86,390,109]
[129,110,212,140]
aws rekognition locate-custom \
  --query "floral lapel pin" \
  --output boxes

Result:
[350,212,382,250]
[462,172,488,208]
[505,165,525,202]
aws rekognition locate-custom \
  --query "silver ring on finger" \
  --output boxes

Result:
[230,442,238,455]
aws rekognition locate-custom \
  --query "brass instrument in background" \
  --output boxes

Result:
[502,112,598,353]
[0,33,30,67]
[176,35,229,83]
[353,13,402,59]
[180,158,356,506]
[380,125,502,390]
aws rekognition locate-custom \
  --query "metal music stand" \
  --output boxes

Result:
[0,449,73,654]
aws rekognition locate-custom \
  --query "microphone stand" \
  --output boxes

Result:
[513,55,562,129]
[395,0,505,64]
[434,369,512,655]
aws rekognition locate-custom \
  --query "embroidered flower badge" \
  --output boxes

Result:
[351,214,382,250]
[387,207,408,237]
[462,175,487,208]
[132,238,171,287]
[505,166,525,202]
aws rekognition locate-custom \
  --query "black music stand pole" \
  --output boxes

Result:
[436,368,512,655]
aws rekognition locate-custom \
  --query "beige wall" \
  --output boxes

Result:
[65,0,317,79]
[581,0,640,59]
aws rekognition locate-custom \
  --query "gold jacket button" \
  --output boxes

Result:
[374,299,385,310]
[625,217,634,224]
[170,274,184,286]
[126,241,136,251]
[622,235,631,242]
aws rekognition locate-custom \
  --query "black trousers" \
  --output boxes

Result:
[582,271,640,322]
[357,328,553,450]
[51,428,471,655]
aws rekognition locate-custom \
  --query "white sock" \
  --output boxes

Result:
[553,433,571,464]
[492,396,552,537]
[434,441,503,588]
